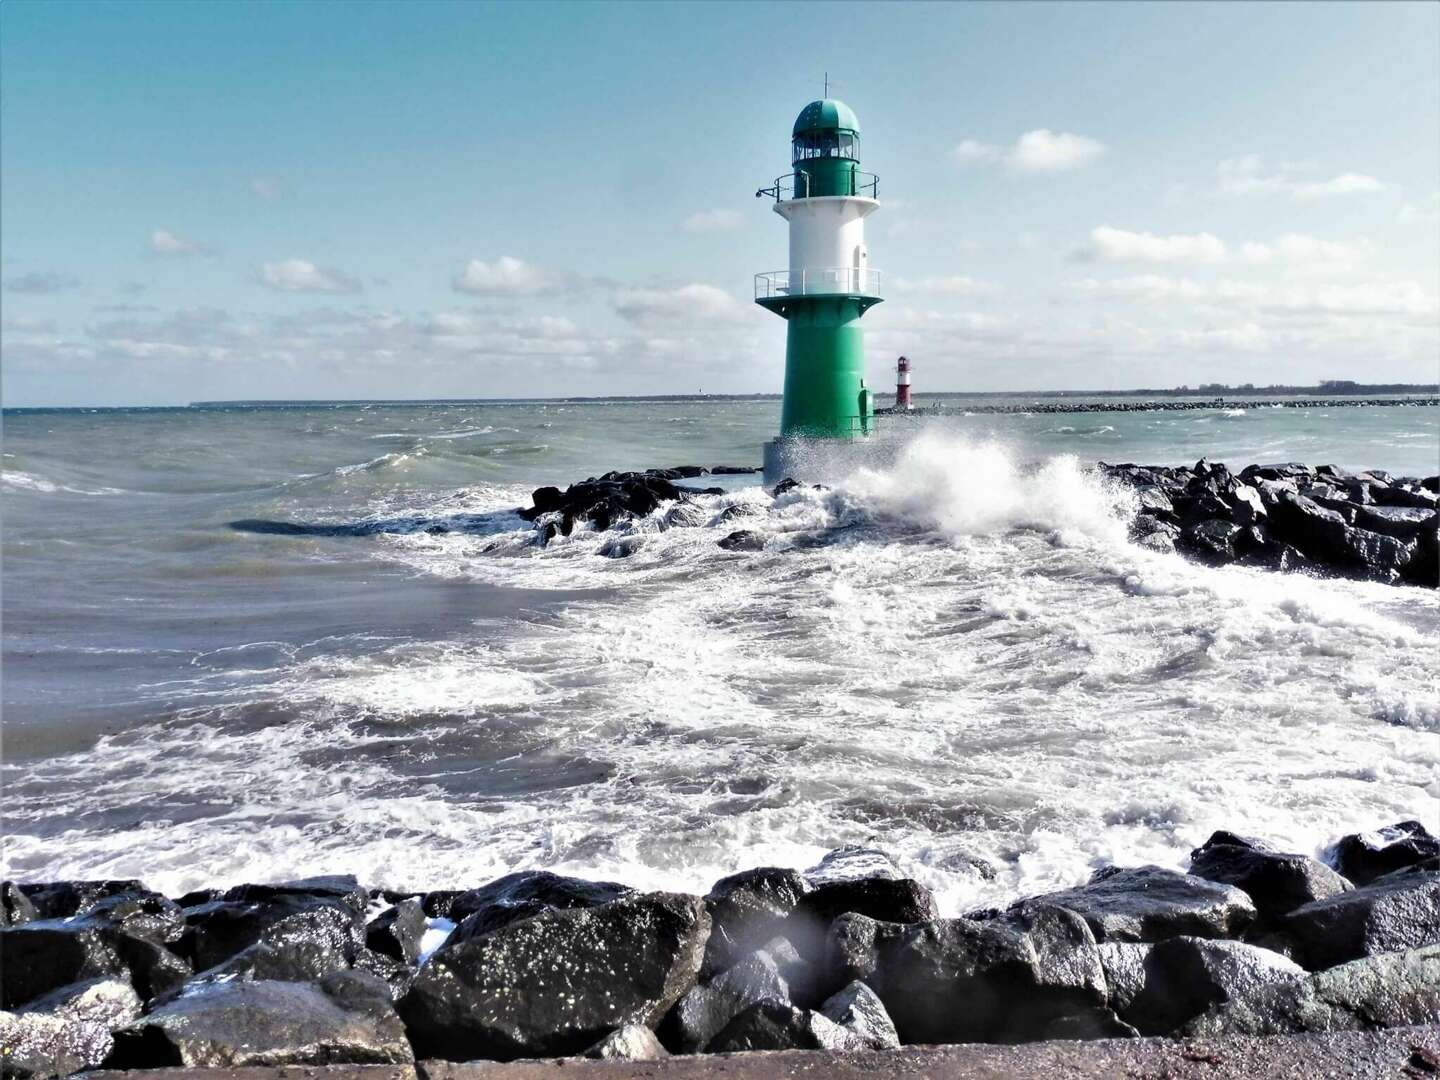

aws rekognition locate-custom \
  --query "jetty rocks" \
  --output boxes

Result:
[3,821,1438,1076]
[1100,460,1439,587]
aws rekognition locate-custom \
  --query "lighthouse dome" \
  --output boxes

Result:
[793,98,860,135]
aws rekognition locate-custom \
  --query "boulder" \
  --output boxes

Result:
[2,883,37,927]
[1181,519,1243,562]
[15,881,153,922]
[1281,869,1440,970]
[185,903,370,987]
[598,536,643,559]
[1,924,126,1009]
[1132,516,1180,553]
[718,530,765,552]
[1328,821,1440,885]
[582,1024,669,1060]
[667,947,792,1052]
[1185,943,1440,1035]
[1188,833,1352,919]
[872,909,1106,1044]
[107,972,412,1068]
[0,1010,114,1078]
[398,891,709,1061]
[825,912,913,988]
[1098,941,1152,1016]
[1229,485,1267,525]
[705,1001,859,1053]
[785,877,938,960]
[1,977,143,1078]
[180,898,364,980]
[1114,936,1306,1036]
[806,846,905,884]
[366,898,427,965]
[445,870,633,942]
[1015,865,1256,944]
[221,875,368,914]
[702,867,808,977]
[771,478,802,497]
[818,980,900,1050]
[1267,492,1354,563]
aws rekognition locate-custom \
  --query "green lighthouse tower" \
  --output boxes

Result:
[755,98,882,480]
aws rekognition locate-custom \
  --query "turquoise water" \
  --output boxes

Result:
[2,397,1437,910]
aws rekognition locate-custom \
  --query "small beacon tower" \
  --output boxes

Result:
[755,98,882,480]
[896,355,913,409]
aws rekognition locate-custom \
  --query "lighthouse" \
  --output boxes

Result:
[755,97,882,480]
[896,355,913,409]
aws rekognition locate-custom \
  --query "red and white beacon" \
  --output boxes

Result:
[895,355,914,410]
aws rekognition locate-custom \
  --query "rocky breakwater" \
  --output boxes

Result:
[1101,460,1439,586]
[3,820,1438,1076]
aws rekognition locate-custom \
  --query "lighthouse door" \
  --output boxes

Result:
[853,243,868,293]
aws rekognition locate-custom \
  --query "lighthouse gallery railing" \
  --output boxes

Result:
[754,267,883,301]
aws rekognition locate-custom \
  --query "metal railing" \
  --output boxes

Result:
[754,171,879,202]
[755,267,883,301]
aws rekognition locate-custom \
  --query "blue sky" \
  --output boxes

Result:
[2,0,1437,406]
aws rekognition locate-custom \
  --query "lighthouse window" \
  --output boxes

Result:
[792,130,858,163]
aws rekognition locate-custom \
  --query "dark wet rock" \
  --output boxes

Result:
[1,923,127,1009]
[17,977,142,1031]
[598,536,643,558]
[717,502,761,523]
[1101,461,1435,587]
[445,870,634,943]
[711,465,762,475]
[14,881,154,922]
[398,891,709,1061]
[1098,941,1152,1016]
[793,877,938,929]
[771,477,802,497]
[873,909,1106,1044]
[2,882,38,927]
[818,979,900,1050]
[185,903,370,988]
[1280,868,1440,970]
[1185,942,1440,1035]
[825,913,913,988]
[1181,519,1244,562]
[806,846,905,885]
[517,471,684,532]
[221,875,368,913]
[1328,820,1440,886]
[106,971,412,1068]
[1016,865,1256,944]
[420,890,463,918]
[705,1000,858,1053]
[1188,833,1352,919]
[1115,936,1307,1036]
[366,898,427,965]
[668,947,792,1052]
[662,500,710,528]
[702,867,808,977]
[718,530,765,551]
[583,1023,669,1060]
[179,895,364,978]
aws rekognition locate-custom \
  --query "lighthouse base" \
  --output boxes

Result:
[762,435,901,485]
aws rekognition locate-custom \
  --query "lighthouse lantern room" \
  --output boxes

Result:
[755,97,882,479]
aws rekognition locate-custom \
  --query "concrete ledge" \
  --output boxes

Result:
[83,1025,1440,1080]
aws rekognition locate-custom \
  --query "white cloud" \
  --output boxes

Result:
[259,258,361,294]
[1072,275,1206,302]
[950,139,1002,167]
[683,209,746,233]
[1216,155,1383,201]
[952,129,1105,174]
[249,177,283,200]
[452,256,555,296]
[1081,225,1227,264]
[150,229,210,257]
[891,275,998,296]
[614,283,746,325]
[1239,233,1371,274]
[1399,193,1440,225]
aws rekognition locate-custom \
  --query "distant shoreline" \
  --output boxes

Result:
[3,385,1436,413]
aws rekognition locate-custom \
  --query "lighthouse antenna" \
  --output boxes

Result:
[824,71,828,96]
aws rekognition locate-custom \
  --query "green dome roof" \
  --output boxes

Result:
[793,98,860,136]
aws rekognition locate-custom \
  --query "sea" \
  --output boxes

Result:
[3,395,1438,913]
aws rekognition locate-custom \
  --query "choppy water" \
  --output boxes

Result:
[3,397,1438,912]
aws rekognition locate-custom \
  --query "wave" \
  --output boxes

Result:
[1,470,124,496]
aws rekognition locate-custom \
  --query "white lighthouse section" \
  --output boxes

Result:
[775,196,880,296]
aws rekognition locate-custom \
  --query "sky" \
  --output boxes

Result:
[2,0,1438,407]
